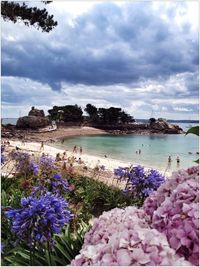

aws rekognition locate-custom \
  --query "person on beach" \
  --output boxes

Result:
[62,151,67,160]
[73,145,77,153]
[68,163,74,174]
[77,157,84,164]
[168,156,172,163]
[139,149,141,154]
[80,146,82,154]
[62,161,67,171]
[176,156,180,165]
[55,153,62,161]
[40,141,44,151]
[61,139,64,144]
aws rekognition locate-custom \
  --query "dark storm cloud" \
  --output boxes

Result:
[2,2,198,91]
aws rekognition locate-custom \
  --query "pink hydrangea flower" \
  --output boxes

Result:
[143,166,199,265]
[71,207,190,266]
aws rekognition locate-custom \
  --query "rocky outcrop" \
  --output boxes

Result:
[16,106,50,130]
[149,118,183,134]
[28,106,45,117]
[16,116,50,129]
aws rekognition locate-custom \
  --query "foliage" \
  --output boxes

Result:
[1,1,57,32]
[114,165,165,204]
[84,104,98,123]
[2,223,89,266]
[67,174,136,222]
[48,103,135,125]
[186,126,199,136]
[98,106,135,125]
[143,166,199,265]
[149,117,156,124]
[48,105,83,123]
[71,207,190,266]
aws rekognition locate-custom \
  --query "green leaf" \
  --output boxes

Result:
[186,126,199,136]
[15,250,30,260]
[56,242,72,262]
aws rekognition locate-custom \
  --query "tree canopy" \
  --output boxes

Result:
[1,1,57,32]
[85,104,135,125]
[48,104,135,125]
[48,105,83,122]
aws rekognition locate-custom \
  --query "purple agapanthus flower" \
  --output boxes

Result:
[40,155,57,171]
[114,165,165,201]
[5,192,73,247]
[29,162,39,176]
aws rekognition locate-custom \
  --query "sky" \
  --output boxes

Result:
[1,1,199,120]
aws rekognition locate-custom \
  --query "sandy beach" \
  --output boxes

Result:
[6,139,171,178]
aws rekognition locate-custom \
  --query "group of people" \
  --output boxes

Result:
[136,149,141,154]
[168,156,180,165]
[73,145,82,154]
[54,149,86,174]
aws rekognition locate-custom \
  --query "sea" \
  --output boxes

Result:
[2,118,199,173]
[54,122,199,173]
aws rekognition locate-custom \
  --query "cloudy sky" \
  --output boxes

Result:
[2,1,199,120]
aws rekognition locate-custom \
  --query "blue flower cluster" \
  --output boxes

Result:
[115,165,165,199]
[40,155,57,175]
[32,173,70,196]
[29,162,40,176]
[114,167,129,182]
[51,173,69,194]
[12,151,30,162]
[5,192,73,246]
[11,152,31,174]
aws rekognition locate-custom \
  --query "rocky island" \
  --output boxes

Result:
[2,105,183,141]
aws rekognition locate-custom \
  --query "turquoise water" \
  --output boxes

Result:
[56,132,199,172]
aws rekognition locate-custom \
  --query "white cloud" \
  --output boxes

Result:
[2,75,198,120]
[174,107,193,112]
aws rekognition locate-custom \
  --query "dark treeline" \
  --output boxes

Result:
[48,104,135,125]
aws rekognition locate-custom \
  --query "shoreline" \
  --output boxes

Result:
[3,126,108,142]
[8,140,172,178]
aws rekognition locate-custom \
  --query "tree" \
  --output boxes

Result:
[1,1,57,32]
[84,104,98,123]
[120,111,135,124]
[98,107,134,125]
[149,118,156,125]
[48,105,83,123]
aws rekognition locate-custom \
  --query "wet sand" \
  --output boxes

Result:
[19,127,107,142]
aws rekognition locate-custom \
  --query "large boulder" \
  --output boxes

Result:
[149,118,183,133]
[28,106,45,117]
[16,116,50,129]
